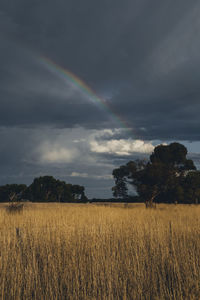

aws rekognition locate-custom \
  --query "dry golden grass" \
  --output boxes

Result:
[0,203,200,299]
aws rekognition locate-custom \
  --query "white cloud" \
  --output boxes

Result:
[90,139,155,155]
[39,142,79,163]
[73,138,86,143]
[92,128,124,138]
[70,172,113,180]
[71,172,89,178]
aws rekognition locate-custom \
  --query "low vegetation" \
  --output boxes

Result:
[0,203,200,299]
[6,202,24,214]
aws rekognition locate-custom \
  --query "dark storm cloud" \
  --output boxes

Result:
[1,0,200,138]
[1,0,197,81]
[0,40,110,128]
[1,0,200,136]
[111,62,200,140]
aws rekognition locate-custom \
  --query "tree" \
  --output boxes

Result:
[112,143,198,206]
[25,176,58,202]
[0,184,27,202]
[150,143,196,171]
[0,176,88,203]
[183,171,200,204]
[25,176,87,203]
[71,185,87,202]
[112,166,129,199]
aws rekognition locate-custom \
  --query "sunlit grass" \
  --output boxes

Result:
[0,203,200,299]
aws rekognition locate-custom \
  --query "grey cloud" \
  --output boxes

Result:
[0,127,116,197]
[0,41,111,128]
[1,0,197,82]
[1,0,200,137]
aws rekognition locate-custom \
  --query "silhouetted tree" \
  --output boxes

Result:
[112,165,129,199]
[0,184,27,202]
[183,171,200,204]
[24,176,87,203]
[112,143,198,206]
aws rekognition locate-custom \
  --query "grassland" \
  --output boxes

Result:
[0,203,200,299]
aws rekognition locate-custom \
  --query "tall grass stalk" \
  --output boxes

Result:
[0,203,200,299]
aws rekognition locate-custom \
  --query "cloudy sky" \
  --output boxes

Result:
[1,0,200,198]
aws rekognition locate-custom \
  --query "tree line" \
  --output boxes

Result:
[0,176,87,203]
[1,142,200,204]
[112,142,200,206]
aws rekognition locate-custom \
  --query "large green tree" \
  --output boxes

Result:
[112,143,198,206]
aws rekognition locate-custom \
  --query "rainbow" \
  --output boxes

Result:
[40,56,134,132]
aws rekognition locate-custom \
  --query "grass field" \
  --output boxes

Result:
[0,203,200,299]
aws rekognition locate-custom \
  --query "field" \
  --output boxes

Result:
[0,203,200,300]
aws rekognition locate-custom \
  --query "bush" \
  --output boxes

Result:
[6,202,24,214]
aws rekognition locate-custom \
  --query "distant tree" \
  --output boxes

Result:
[25,176,87,203]
[112,143,197,206]
[112,165,129,199]
[0,184,27,202]
[25,176,57,202]
[0,176,88,203]
[71,185,87,202]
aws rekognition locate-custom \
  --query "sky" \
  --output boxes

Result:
[1,0,200,198]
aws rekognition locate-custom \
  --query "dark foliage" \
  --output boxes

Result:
[0,184,27,202]
[112,142,200,205]
[0,176,87,203]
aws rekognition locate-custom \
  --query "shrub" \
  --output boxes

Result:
[6,202,24,214]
